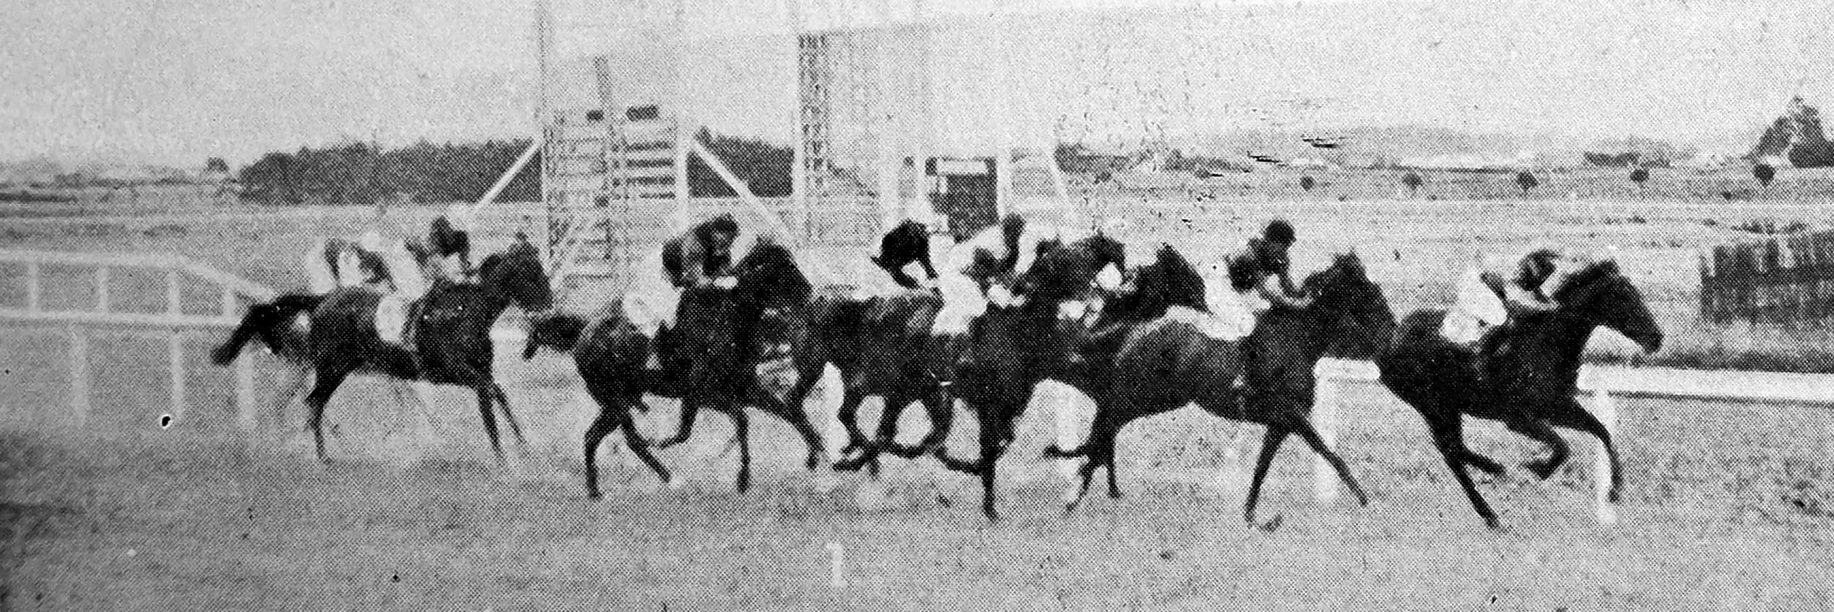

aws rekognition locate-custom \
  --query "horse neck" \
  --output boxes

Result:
[469,281,517,325]
[1270,308,1338,365]
[1522,310,1597,378]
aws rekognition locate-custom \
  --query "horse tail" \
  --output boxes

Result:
[524,311,588,358]
[211,293,323,366]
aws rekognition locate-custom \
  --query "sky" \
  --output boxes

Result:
[3,0,1832,167]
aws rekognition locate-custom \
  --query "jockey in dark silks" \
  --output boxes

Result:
[428,203,476,282]
[1226,220,1312,312]
[871,219,939,291]
[652,214,742,377]
[1469,247,1563,384]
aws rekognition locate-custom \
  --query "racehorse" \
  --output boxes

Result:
[782,284,958,474]
[211,241,552,463]
[1040,250,1390,526]
[1376,256,1662,529]
[522,238,825,497]
[930,232,1127,521]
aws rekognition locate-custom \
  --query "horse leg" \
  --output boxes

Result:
[826,386,870,466]
[1509,416,1571,481]
[869,391,915,472]
[977,415,1005,522]
[1427,413,1501,530]
[620,406,672,487]
[1063,409,1119,514]
[1289,417,1370,508]
[1548,396,1622,503]
[651,396,701,450]
[749,383,826,472]
[272,364,312,431]
[303,364,354,464]
[727,407,753,494]
[892,382,953,459]
[473,385,505,461]
[489,383,528,447]
[581,408,620,499]
[1243,427,1289,526]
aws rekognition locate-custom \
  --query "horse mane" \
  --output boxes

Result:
[1102,243,1205,324]
[1550,256,1620,302]
[526,310,587,353]
[1020,233,1124,304]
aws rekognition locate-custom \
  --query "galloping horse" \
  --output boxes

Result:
[523,238,825,497]
[1377,256,1663,529]
[1040,250,1390,525]
[654,238,825,492]
[212,241,552,463]
[783,284,957,474]
[930,232,1127,521]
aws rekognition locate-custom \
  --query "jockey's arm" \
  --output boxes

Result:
[1500,283,1558,318]
[1257,273,1312,310]
[1277,270,1307,300]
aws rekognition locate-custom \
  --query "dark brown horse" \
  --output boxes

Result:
[930,232,1128,521]
[1376,257,1662,529]
[523,238,824,497]
[212,241,552,463]
[1045,250,1391,526]
[782,285,959,474]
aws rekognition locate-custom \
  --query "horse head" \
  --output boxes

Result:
[731,236,811,310]
[477,241,553,314]
[1302,251,1396,358]
[1095,243,1206,327]
[1016,233,1128,306]
[1549,257,1664,354]
[521,310,587,359]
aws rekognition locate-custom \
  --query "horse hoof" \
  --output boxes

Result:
[1256,514,1284,533]
[587,490,602,500]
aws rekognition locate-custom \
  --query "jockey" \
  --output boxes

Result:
[355,203,425,347]
[932,213,1062,336]
[1204,220,1311,340]
[630,213,741,370]
[871,218,940,292]
[1445,246,1566,382]
[427,203,476,283]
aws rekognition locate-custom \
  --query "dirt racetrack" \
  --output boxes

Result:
[4,331,1832,611]
[4,198,1834,609]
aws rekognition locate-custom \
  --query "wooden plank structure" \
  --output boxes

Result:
[0,250,277,431]
[1700,229,1834,325]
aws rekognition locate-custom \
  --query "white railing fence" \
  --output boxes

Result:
[1299,359,1832,525]
[0,250,277,431]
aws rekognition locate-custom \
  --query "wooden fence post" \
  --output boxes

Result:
[25,261,41,313]
[168,333,186,422]
[68,327,89,428]
[94,267,110,312]
[1580,365,1619,525]
[1313,367,1341,503]
[236,353,257,432]
[167,270,184,318]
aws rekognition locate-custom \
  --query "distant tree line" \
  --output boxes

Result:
[236,130,794,206]
[238,140,541,205]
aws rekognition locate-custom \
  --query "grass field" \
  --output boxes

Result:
[4,357,1831,610]
[4,184,1834,609]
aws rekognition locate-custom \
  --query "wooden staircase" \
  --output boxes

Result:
[544,103,683,309]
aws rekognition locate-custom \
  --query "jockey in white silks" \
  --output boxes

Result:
[1441,245,1569,382]
[1184,219,1312,342]
[623,213,741,340]
[932,213,1068,336]
[357,209,426,347]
